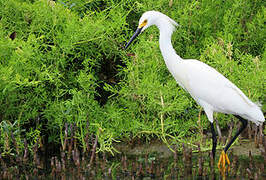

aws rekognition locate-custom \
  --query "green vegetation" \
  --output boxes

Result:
[0,0,265,158]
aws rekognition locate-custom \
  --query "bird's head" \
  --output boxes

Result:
[124,11,178,49]
[137,11,155,32]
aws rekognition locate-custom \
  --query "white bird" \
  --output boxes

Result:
[124,11,264,169]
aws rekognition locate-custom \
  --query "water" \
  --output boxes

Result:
[1,139,265,179]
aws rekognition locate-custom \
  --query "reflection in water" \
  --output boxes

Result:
[0,141,265,179]
[0,121,265,179]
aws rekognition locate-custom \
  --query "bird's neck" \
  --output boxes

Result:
[158,23,183,65]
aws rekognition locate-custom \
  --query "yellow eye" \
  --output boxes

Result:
[139,19,148,28]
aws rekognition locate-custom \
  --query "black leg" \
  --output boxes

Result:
[210,122,217,159]
[224,115,248,153]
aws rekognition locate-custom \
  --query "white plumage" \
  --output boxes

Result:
[132,11,264,126]
[125,11,264,168]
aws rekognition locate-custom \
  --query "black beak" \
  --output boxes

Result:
[124,27,143,49]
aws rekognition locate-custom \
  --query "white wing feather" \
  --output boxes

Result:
[171,59,264,125]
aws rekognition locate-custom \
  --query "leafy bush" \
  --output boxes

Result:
[0,0,264,156]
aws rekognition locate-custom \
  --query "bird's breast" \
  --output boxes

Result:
[166,61,191,91]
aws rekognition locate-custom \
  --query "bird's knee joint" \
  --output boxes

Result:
[242,119,248,127]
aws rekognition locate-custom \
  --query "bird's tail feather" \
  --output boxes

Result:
[245,106,265,126]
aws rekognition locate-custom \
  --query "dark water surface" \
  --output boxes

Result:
[1,139,265,179]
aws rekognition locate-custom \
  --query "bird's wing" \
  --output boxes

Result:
[225,83,254,107]
[176,60,255,113]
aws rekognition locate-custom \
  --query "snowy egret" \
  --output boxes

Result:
[125,11,264,169]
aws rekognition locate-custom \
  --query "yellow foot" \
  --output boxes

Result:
[218,150,230,168]
[218,150,230,177]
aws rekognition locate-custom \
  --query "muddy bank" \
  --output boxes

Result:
[0,138,265,179]
[115,139,263,158]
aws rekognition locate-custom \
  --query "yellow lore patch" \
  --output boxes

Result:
[138,19,147,28]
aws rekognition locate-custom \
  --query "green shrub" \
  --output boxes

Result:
[0,0,264,156]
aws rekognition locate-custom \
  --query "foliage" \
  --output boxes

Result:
[0,0,265,156]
